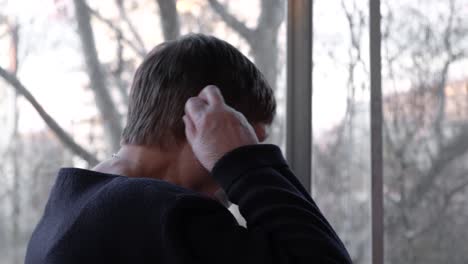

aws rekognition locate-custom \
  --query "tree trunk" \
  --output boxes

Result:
[156,0,180,41]
[11,92,21,264]
[208,0,285,146]
[251,34,279,92]
[252,0,285,92]
[74,0,123,151]
[8,21,21,264]
[207,0,284,90]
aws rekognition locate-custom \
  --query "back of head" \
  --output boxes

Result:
[122,34,276,148]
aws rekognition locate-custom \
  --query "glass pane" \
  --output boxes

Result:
[382,0,468,263]
[313,0,371,263]
[0,0,286,261]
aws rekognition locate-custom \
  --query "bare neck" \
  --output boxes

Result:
[93,145,184,186]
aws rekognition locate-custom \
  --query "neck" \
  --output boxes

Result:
[94,144,184,186]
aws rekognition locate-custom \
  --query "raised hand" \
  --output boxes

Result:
[183,85,259,171]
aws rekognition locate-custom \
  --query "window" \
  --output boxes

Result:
[1,0,466,263]
[382,0,468,262]
[308,0,468,263]
[0,0,286,262]
[312,0,371,263]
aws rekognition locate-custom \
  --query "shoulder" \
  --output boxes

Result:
[69,177,200,240]
[106,176,194,197]
[94,176,196,212]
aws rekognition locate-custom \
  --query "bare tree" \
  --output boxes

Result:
[208,0,284,92]
[7,19,21,264]
[313,0,468,263]
[208,0,285,146]
[73,0,123,152]
[0,66,98,165]
[0,2,289,261]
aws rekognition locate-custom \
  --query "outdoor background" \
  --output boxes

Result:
[0,0,467,263]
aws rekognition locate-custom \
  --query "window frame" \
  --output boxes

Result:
[286,0,313,192]
[286,0,384,263]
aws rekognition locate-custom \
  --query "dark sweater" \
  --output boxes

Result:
[25,144,351,263]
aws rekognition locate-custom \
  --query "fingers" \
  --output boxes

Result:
[198,85,225,106]
[184,85,225,140]
[183,115,196,139]
[185,97,208,121]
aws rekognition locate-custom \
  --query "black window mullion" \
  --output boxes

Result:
[286,0,313,193]
[370,0,384,263]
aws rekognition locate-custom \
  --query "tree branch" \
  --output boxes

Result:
[433,0,457,134]
[208,0,254,43]
[115,0,147,52]
[410,126,468,205]
[0,66,99,165]
[86,5,146,57]
[85,6,130,106]
[73,0,123,151]
[257,0,284,33]
[112,30,130,106]
[407,174,468,240]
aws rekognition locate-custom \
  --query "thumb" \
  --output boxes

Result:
[185,97,208,122]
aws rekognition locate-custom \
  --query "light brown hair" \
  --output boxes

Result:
[121,34,276,148]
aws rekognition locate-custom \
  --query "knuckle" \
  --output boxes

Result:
[185,97,203,112]
[185,97,194,109]
[206,85,218,93]
[186,97,198,106]
[206,85,222,100]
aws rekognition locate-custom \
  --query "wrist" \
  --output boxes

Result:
[210,144,286,192]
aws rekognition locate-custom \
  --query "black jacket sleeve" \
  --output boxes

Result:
[161,144,352,264]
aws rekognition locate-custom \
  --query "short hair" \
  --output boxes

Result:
[121,34,276,148]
